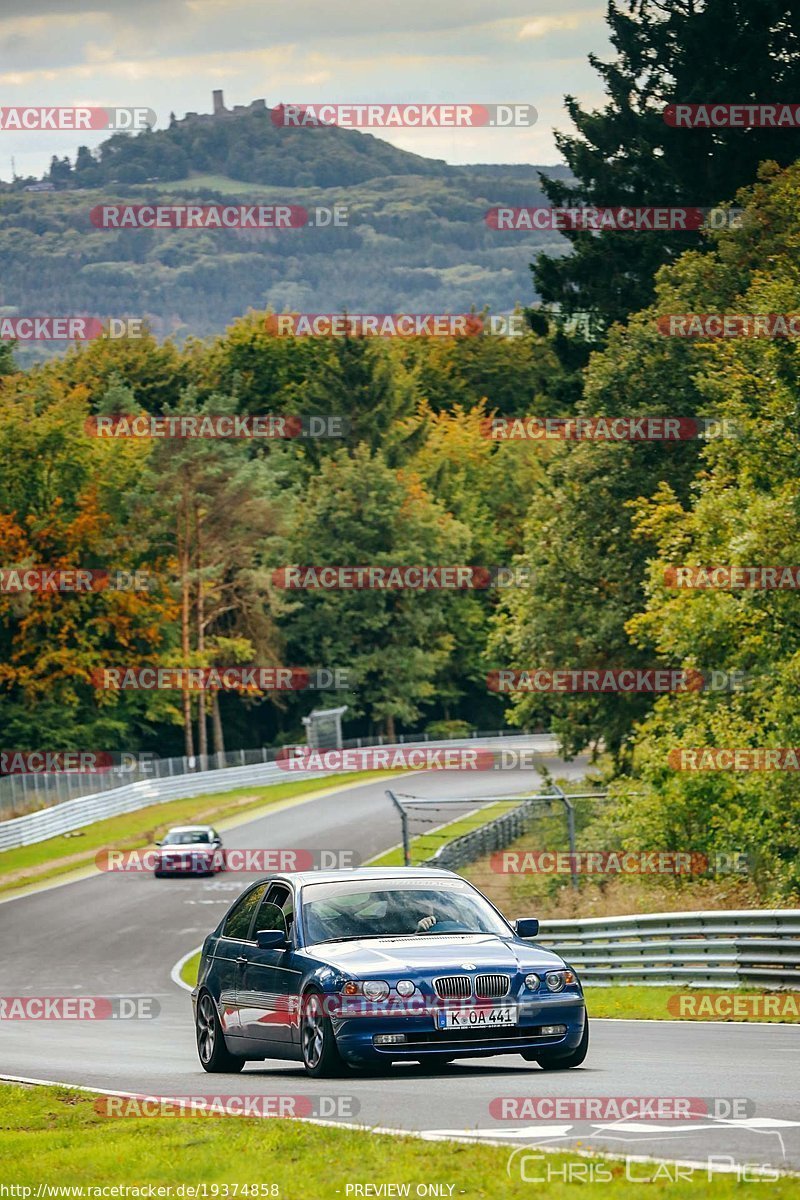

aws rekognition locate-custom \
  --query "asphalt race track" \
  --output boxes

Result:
[1,738,798,1175]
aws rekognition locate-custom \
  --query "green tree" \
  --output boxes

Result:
[533,0,800,334]
[493,162,791,763]
[273,444,471,737]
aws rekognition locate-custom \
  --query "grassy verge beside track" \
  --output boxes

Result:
[367,800,512,867]
[585,985,800,1022]
[180,951,202,987]
[1,1083,795,1196]
[0,770,393,898]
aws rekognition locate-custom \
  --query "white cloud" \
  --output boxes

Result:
[518,11,600,40]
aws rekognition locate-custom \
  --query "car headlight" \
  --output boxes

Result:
[524,973,540,990]
[362,981,390,1000]
[395,979,416,997]
[545,970,575,992]
[343,980,390,1000]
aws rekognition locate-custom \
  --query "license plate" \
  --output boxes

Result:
[437,1006,517,1030]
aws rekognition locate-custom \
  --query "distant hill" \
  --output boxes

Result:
[0,94,572,357]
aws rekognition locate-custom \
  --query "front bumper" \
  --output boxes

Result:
[333,994,586,1063]
[155,855,216,875]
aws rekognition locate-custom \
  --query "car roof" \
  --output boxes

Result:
[253,867,462,888]
[164,825,214,833]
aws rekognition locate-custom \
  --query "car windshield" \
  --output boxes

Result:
[162,831,211,845]
[301,878,510,944]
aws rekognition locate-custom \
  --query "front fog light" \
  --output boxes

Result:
[541,1024,567,1036]
[524,973,540,990]
[396,979,416,997]
[545,971,566,992]
[362,980,390,1000]
[374,1033,407,1045]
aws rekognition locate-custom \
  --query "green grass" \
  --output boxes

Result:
[585,985,800,1023]
[155,173,278,195]
[367,799,512,867]
[0,770,392,897]
[1,1084,795,1195]
[180,950,202,987]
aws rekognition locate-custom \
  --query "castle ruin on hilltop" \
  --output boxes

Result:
[181,91,268,123]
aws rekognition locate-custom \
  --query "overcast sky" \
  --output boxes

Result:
[0,0,611,179]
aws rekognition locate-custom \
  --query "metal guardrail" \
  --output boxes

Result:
[421,794,552,871]
[0,727,540,821]
[535,910,800,988]
[0,733,545,852]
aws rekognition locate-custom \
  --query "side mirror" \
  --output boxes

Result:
[514,918,539,938]
[256,929,288,949]
[155,840,162,847]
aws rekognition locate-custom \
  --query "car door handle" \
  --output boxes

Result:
[236,955,249,964]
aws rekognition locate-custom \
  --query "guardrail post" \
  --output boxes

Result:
[386,790,411,865]
[552,784,578,890]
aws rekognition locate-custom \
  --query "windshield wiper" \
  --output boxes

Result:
[311,933,401,944]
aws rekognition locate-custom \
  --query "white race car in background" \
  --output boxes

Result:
[153,825,226,877]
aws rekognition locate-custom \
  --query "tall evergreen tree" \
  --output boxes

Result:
[533,0,800,334]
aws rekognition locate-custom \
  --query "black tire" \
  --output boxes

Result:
[301,988,347,1078]
[533,1017,589,1070]
[196,991,246,1073]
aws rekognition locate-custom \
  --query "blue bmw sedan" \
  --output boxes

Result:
[191,867,587,1076]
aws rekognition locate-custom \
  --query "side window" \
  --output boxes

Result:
[222,884,268,941]
[258,885,294,937]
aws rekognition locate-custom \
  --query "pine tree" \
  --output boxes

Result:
[532,0,800,333]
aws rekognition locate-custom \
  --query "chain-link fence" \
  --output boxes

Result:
[0,728,541,820]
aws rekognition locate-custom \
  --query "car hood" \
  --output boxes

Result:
[307,933,566,975]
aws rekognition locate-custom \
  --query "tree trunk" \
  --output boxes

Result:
[195,501,208,765]
[211,691,225,764]
[179,499,194,760]
[386,713,396,741]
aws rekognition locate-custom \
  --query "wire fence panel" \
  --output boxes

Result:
[0,732,546,851]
